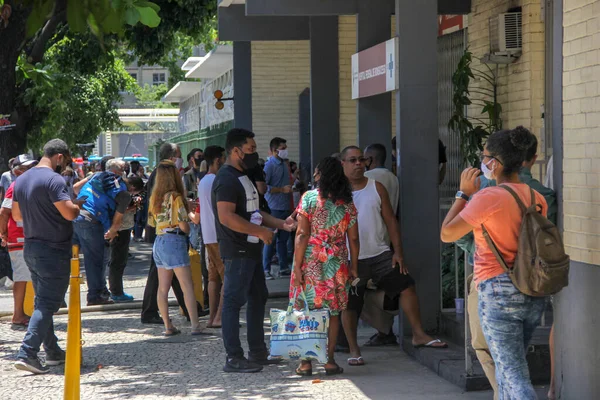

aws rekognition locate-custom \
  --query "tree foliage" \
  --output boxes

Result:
[0,0,218,169]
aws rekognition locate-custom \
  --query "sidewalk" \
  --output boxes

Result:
[0,241,291,315]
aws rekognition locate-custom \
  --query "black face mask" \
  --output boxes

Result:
[194,157,203,168]
[239,150,259,171]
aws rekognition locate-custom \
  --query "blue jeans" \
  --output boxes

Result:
[262,209,290,273]
[222,257,269,359]
[73,217,108,301]
[189,223,200,251]
[478,273,546,400]
[18,241,70,360]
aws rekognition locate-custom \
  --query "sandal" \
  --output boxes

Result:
[295,366,313,377]
[347,357,365,366]
[325,364,344,376]
[164,327,181,337]
[11,319,30,328]
[191,327,210,336]
[413,339,448,349]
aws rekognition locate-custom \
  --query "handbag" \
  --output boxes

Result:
[269,288,330,363]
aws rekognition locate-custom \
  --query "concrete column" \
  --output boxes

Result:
[395,0,440,332]
[357,1,392,168]
[309,17,340,170]
[233,41,252,130]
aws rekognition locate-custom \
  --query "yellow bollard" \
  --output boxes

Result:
[64,245,81,400]
[23,281,35,317]
[189,248,205,309]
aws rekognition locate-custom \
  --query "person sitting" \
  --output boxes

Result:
[340,146,447,366]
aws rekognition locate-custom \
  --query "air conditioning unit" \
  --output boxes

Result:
[489,12,522,56]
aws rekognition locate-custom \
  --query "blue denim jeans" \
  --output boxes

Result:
[478,273,546,400]
[222,257,269,359]
[18,241,70,360]
[189,223,200,251]
[73,216,108,301]
[262,209,290,273]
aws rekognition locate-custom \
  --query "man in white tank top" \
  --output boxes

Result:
[339,147,447,366]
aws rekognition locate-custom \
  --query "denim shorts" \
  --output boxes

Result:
[153,234,190,269]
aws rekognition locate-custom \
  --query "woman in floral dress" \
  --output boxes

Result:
[291,156,359,376]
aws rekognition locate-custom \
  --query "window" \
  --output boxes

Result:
[153,73,166,85]
[129,73,137,81]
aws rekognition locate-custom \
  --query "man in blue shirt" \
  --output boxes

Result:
[263,137,292,279]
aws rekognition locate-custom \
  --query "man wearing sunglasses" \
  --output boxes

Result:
[339,146,447,366]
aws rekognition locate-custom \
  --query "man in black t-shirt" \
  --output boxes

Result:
[212,128,294,373]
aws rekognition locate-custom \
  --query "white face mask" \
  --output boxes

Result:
[481,159,495,180]
[277,149,288,160]
[174,158,183,170]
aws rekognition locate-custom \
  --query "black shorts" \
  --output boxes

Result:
[347,251,415,312]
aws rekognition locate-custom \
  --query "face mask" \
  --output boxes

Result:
[174,158,183,170]
[194,157,203,168]
[277,149,288,160]
[239,149,259,171]
[481,159,495,180]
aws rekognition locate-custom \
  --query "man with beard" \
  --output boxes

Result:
[12,139,84,374]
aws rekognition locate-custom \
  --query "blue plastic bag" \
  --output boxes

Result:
[269,288,330,363]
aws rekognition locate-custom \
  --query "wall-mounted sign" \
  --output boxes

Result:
[351,37,398,100]
[438,15,467,36]
[0,114,16,132]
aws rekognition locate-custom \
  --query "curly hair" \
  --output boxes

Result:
[316,156,353,204]
[486,126,537,177]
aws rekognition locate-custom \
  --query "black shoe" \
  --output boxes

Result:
[141,315,163,324]
[223,357,263,373]
[364,332,398,347]
[45,349,66,366]
[15,357,49,374]
[248,354,282,366]
[87,297,114,306]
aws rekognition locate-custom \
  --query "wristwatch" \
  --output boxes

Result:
[455,191,469,202]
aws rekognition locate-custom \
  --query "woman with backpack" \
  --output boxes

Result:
[441,127,548,399]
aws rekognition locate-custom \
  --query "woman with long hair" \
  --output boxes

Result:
[441,126,548,399]
[148,161,202,336]
[291,156,360,377]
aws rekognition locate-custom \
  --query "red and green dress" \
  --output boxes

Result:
[290,189,357,316]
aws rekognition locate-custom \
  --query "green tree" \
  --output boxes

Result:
[0,0,217,170]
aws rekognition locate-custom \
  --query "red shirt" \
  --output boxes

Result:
[1,182,24,250]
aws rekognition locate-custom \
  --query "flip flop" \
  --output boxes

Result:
[413,339,448,349]
[11,320,29,329]
[191,328,210,336]
[206,324,222,329]
[325,364,344,376]
[164,327,181,337]
[347,357,365,366]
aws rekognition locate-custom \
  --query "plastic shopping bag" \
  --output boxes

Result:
[269,288,329,363]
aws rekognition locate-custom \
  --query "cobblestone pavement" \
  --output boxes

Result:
[0,301,507,400]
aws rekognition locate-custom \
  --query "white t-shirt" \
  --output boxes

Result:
[364,168,399,215]
[198,173,217,244]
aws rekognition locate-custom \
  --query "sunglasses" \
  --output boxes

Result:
[478,152,503,165]
[343,157,367,164]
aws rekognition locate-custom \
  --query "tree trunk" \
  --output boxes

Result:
[0,2,30,172]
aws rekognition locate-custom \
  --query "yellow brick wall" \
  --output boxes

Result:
[562,0,600,264]
[338,16,397,149]
[468,0,546,158]
[251,41,310,162]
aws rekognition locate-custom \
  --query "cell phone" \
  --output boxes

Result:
[78,195,88,201]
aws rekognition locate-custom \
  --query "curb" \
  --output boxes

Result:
[0,291,289,319]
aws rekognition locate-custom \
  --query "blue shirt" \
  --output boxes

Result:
[13,167,73,249]
[264,157,291,211]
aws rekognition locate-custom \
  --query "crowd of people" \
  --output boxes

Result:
[0,125,558,400]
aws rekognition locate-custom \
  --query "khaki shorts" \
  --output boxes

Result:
[9,249,31,282]
[205,243,225,284]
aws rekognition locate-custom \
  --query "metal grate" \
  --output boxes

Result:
[504,12,522,50]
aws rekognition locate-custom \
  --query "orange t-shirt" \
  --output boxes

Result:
[459,183,548,285]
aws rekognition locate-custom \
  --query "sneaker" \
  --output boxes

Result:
[111,293,134,303]
[265,273,274,281]
[248,354,282,366]
[223,357,263,373]
[14,358,49,374]
[46,349,66,366]
[141,315,164,325]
